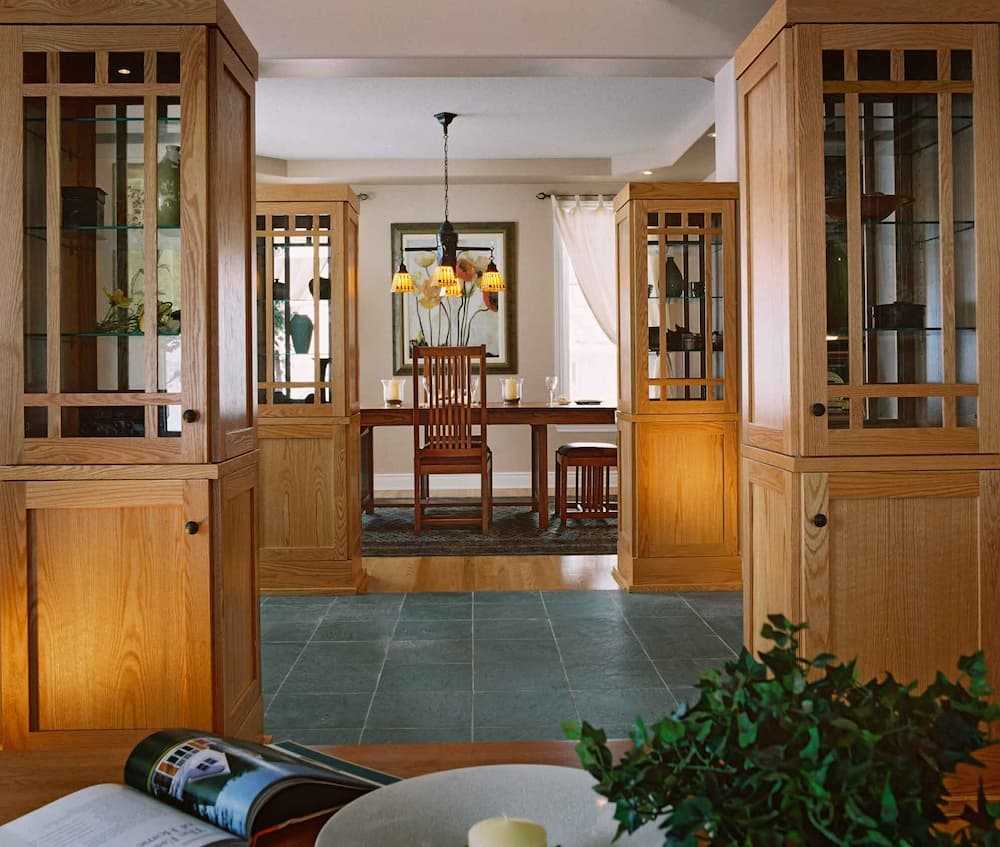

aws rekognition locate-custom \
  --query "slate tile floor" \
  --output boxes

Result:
[262,590,742,745]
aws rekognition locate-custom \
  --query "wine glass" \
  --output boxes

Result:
[545,375,559,405]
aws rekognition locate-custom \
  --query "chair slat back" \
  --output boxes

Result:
[412,346,486,453]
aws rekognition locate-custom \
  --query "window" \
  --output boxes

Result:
[555,236,617,404]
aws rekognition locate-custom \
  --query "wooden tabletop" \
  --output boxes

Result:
[361,401,617,427]
[0,739,995,841]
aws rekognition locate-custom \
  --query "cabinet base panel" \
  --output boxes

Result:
[259,548,363,594]
[614,556,742,593]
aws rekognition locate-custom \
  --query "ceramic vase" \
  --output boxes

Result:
[289,313,314,354]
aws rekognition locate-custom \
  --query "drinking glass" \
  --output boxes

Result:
[545,375,559,405]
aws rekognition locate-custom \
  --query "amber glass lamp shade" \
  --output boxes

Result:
[391,260,415,294]
[480,258,505,293]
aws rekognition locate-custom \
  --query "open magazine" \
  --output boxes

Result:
[0,729,398,847]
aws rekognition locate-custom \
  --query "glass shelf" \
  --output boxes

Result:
[25,116,181,125]
[647,295,724,301]
[25,330,181,338]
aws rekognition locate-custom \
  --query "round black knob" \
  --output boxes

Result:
[182,409,199,423]
[812,513,828,528]
[184,521,200,535]
[810,403,827,417]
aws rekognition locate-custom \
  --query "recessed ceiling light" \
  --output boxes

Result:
[642,170,653,176]
[116,67,131,75]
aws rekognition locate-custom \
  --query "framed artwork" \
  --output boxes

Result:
[391,221,517,374]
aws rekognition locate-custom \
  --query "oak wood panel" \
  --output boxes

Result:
[208,30,256,461]
[215,0,258,79]
[741,445,1000,472]
[615,206,634,416]
[742,457,798,653]
[634,420,738,558]
[613,181,740,211]
[0,1,215,23]
[179,25,209,462]
[212,457,261,739]
[801,470,985,686]
[0,26,21,463]
[0,464,224,480]
[616,418,634,584]
[19,24,185,50]
[739,35,797,455]
[21,438,182,464]
[256,182,359,209]
[626,556,742,592]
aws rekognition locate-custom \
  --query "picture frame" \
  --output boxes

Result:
[391,221,518,374]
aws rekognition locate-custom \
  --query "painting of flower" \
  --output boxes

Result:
[391,222,517,374]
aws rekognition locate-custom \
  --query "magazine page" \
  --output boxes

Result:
[270,740,400,787]
[124,729,375,840]
[0,784,241,847]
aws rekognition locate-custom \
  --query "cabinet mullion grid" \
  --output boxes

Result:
[44,85,60,438]
[844,48,864,430]
[313,218,321,404]
[143,93,158,438]
[938,47,957,428]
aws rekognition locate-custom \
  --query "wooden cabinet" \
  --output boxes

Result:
[743,456,1000,695]
[614,183,741,591]
[0,3,261,750]
[737,1,1000,685]
[254,185,363,594]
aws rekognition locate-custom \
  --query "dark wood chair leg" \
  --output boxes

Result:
[414,462,423,534]
[482,454,493,533]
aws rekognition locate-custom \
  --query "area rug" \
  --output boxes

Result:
[362,503,617,557]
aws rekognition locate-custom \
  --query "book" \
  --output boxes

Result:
[0,729,398,847]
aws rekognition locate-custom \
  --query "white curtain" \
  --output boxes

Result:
[552,195,617,343]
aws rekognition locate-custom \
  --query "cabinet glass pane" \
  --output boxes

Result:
[711,233,724,400]
[317,235,332,404]
[863,396,943,428]
[859,93,942,388]
[23,97,46,399]
[59,98,145,396]
[953,93,976,385]
[157,98,182,397]
[255,233,268,402]
[272,235,316,404]
[824,95,849,386]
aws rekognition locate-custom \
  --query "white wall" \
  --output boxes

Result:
[356,183,622,488]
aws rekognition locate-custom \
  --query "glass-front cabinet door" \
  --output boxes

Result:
[805,29,995,455]
[20,35,201,463]
[634,200,738,414]
[255,210,343,416]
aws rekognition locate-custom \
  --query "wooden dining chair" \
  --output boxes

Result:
[412,345,492,533]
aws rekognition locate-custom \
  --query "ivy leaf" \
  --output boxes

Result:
[880,778,898,824]
[737,712,758,748]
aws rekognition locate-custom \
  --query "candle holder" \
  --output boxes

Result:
[381,377,406,407]
[499,377,524,405]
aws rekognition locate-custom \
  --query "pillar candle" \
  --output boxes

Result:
[503,378,519,401]
[468,816,547,847]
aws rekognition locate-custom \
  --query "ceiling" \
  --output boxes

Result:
[233,0,772,182]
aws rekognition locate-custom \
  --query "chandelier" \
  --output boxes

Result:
[391,112,505,297]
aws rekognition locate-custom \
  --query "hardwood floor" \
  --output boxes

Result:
[363,554,620,592]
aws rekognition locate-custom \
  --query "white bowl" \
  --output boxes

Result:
[317,764,663,847]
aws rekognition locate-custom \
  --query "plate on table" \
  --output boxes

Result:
[575,399,603,405]
[317,764,663,847]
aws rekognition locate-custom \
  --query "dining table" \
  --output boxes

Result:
[360,401,617,529]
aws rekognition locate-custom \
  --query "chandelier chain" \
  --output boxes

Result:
[443,125,449,221]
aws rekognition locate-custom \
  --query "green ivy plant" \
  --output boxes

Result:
[565,616,1000,845]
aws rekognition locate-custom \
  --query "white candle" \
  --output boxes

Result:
[503,378,519,401]
[387,379,402,402]
[468,816,547,847]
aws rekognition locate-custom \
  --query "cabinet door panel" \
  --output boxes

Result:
[0,479,212,749]
[801,470,987,686]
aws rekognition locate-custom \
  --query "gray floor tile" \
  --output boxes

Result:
[361,726,471,744]
[550,616,638,641]
[338,593,406,606]
[262,643,303,694]
[261,602,331,622]
[266,728,362,746]
[474,661,569,692]
[681,591,742,617]
[556,636,648,665]
[404,592,472,604]
[707,617,745,652]
[615,593,691,617]
[281,661,381,694]
[398,602,472,620]
[295,640,390,666]
[323,604,403,622]
[626,616,714,639]
[541,591,623,618]
[474,618,553,640]
[475,639,561,665]
[475,689,578,727]
[670,686,701,707]
[265,692,371,728]
[634,625,735,660]
[473,597,547,620]
[366,690,472,728]
[261,618,320,643]
[387,639,472,664]
[563,660,665,691]
[573,688,675,728]
[312,619,398,642]
[653,657,729,688]
[474,591,541,603]
[474,724,577,742]
[394,619,472,640]
[379,662,472,692]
